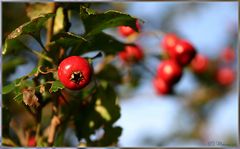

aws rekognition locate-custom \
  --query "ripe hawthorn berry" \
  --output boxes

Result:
[119,45,144,63]
[161,33,179,53]
[118,20,140,37]
[170,39,197,66]
[220,47,235,63]
[216,67,235,86]
[58,56,92,90]
[153,77,172,95]
[191,54,209,73]
[156,60,183,85]
[28,136,36,147]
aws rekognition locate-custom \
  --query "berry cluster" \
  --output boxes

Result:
[216,47,235,86]
[118,20,144,64]
[190,46,235,87]
[153,33,197,94]
[57,20,235,93]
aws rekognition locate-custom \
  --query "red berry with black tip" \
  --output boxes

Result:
[170,39,197,66]
[118,20,140,37]
[153,77,172,95]
[119,45,144,63]
[161,33,179,53]
[191,54,209,73]
[58,56,92,90]
[157,60,183,85]
[216,67,235,86]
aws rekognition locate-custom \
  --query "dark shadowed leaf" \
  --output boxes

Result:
[96,64,122,85]
[82,10,138,36]
[2,82,15,94]
[95,125,122,146]
[13,93,23,103]
[96,83,121,123]
[73,83,121,145]
[2,38,29,55]
[71,32,125,56]
[51,32,87,49]
[87,32,125,55]
[7,13,55,40]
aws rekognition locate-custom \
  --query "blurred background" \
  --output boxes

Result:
[2,1,238,147]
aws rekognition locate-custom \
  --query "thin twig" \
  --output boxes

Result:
[47,115,61,146]
[23,103,36,119]
[138,62,156,77]
[59,91,69,105]
[46,2,58,51]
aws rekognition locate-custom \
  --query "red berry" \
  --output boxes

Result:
[170,39,197,66]
[161,33,179,53]
[156,60,183,85]
[118,20,140,37]
[220,47,235,63]
[119,45,144,63]
[191,54,209,73]
[153,77,172,95]
[216,67,235,86]
[58,56,92,90]
[28,136,36,147]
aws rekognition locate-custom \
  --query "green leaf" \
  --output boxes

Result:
[80,5,96,19]
[73,83,121,144]
[96,84,121,124]
[96,64,122,85]
[70,32,125,56]
[96,126,122,146]
[51,32,87,49]
[87,32,125,55]
[49,80,64,93]
[7,13,55,40]
[82,10,138,36]
[2,82,15,94]
[4,13,55,54]
[2,67,40,95]
[13,93,23,103]
[2,38,29,55]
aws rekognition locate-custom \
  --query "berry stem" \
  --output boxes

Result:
[138,62,156,77]
[139,30,166,39]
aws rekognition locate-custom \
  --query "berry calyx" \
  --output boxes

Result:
[191,54,209,73]
[156,60,183,85]
[118,20,140,37]
[58,56,92,90]
[216,67,235,86]
[170,39,197,66]
[153,77,172,95]
[161,33,179,52]
[119,45,144,63]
